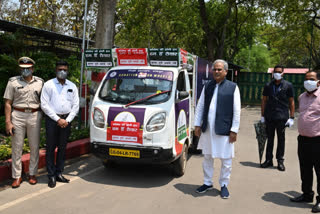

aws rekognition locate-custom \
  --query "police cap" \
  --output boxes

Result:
[18,57,35,68]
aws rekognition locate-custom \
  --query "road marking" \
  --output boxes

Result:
[0,166,103,212]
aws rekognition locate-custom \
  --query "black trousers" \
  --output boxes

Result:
[298,135,320,196]
[265,120,286,161]
[45,116,71,178]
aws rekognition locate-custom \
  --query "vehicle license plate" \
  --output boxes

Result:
[109,148,140,158]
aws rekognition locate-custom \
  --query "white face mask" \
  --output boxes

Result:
[304,80,319,92]
[57,70,68,79]
[21,68,32,77]
[273,73,282,80]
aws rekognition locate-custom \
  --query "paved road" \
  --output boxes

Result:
[0,107,316,214]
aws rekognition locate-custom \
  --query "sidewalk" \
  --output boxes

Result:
[0,138,90,183]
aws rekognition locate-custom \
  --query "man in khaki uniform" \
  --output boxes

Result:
[3,57,43,188]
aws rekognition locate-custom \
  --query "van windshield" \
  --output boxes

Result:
[99,69,173,105]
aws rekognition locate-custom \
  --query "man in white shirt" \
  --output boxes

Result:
[194,59,241,199]
[40,60,79,188]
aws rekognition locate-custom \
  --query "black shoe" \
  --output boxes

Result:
[290,193,314,203]
[312,196,320,213]
[56,174,70,183]
[196,184,213,193]
[48,177,56,188]
[277,162,285,171]
[261,160,273,168]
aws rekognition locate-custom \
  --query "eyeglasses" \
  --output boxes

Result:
[213,68,223,71]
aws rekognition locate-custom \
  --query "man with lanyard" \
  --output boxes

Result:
[40,60,79,188]
[194,59,241,199]
[261,65,295,171]
[3,57,43,188]
[290,70,320,213]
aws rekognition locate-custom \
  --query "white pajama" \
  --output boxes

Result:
[203,154,232,187]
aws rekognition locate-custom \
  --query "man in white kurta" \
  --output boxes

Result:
[194,59,241,199]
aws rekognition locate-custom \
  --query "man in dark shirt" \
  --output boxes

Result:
[260,65,295,171]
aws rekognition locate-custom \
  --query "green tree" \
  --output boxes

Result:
[115,0,203,54]
[234,44,272,72]
[260,0,320,68]
[197,0,264,61]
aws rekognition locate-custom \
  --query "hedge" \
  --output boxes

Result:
[0,116,89,162]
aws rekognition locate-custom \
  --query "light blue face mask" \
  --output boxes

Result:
[21,68,32,77]
[57,70,68,79]
[304,80,319,92]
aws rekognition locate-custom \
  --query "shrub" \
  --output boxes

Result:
[0,116,6,135]
[0,121,89,161]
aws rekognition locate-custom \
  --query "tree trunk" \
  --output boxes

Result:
[18,0,24,22]
[198,0,215,61]
[216,0,233,59]
[95,0,117,49]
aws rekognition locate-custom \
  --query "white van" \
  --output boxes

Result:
[90,48,212,176]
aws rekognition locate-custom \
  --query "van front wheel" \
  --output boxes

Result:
[173,144,188,177]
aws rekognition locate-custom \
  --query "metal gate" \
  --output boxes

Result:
[238,72,305,105]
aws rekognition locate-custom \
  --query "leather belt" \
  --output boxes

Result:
[13,107,40,113]
[57,113,69,119]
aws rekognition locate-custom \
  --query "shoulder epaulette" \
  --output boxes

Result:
[9,76,19,82]
[34,76,44,82]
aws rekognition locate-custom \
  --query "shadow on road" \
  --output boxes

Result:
[174,183,220,197]
[261,191,313,209]
[239,161,261,168]
[80,161,175,188]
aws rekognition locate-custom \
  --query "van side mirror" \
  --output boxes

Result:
[178,91,189,100]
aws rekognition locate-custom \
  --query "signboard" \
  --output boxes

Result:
[148,48,179,67]
[116,48,148,66]
[109,121,141,143]
[85,49,113,68]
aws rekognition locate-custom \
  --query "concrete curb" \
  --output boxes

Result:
[0,138,90,183]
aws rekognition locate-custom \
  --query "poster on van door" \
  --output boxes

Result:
[107,107,145,144]
[175,100,189,155]
[196,57,213,104]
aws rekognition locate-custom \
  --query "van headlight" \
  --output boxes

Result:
[93,107,105,128]
[146,112,166,132]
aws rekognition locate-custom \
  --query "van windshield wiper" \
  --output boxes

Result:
[124,90,171,108]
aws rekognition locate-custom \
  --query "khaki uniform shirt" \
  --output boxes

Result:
[3,76,44,109]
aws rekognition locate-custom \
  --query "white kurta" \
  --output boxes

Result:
[194,83,241,159]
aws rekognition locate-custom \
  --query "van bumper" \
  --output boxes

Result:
[90,142,175,164]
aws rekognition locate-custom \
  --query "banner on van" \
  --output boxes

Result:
[106,69,173,81]
[116,48,148,66]
[85,49,113,68]
[148,48,179,67]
